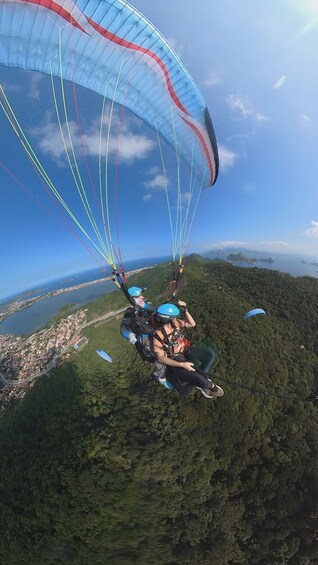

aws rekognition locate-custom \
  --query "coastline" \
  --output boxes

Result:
[0,267,149,324]
[0,306,127,391]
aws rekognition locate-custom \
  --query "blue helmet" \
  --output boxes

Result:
[156,303,180,322]
[128,286,143,298]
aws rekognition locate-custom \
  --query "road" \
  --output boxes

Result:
[0,307,127,388]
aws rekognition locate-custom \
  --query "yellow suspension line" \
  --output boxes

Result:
[50,71,113,263]
[170,107,183,261]
[175,144,196,256]
[56,34,110,259]
[156,127,177,261]
[182,170,206,258]
[0,86,111,264]
[98,91,113,261]
[103,60,125,267]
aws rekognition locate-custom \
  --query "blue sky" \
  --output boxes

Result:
[1,0,318,299]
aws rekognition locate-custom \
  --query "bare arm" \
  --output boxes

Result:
[177,300,196,328]
[153,337,195,371]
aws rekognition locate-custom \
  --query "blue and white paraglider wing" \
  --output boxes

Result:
[96,349,113,363]
[0,0,218,187]
[243,308,266,321]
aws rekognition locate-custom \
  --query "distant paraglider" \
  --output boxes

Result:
[96,349,113,363]
[243,308,266,321]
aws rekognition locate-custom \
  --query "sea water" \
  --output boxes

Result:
[0,256,170,336]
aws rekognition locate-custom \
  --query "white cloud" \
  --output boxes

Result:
[143,194,152,202]
[109,132,155,162]
[254,113,268,124]
[202,72,221,88]
[167,36,184,59]
[1,82,21,93]
[227,94,268,123]
[303,220,318,238]
[31,112,155,165]
[28,73,43,100]
[227,95,251,118]
[31,114,67,162]
[205,240,290,252]
[146,166,161,176]
[218,144,237,172]
[273,75,286,90]
[300,113,312,128]
[144,174,169,189]
[181,192,193,205]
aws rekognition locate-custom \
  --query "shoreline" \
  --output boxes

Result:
[0,267,149,324]
[0,306,127,390]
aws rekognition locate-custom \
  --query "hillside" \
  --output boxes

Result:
[226,252,274,264]
[1,256,318,564]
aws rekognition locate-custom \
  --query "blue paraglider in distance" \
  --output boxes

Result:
[243,308,266,321]
[96,349,113,363]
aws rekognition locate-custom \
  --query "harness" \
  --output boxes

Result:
[155,321,189,357]
[112,266,188,363]
[111,268,136,307]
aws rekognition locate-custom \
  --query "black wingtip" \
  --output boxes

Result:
[204,106,219,186]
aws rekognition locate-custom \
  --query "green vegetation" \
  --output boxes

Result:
[1,256,318,564]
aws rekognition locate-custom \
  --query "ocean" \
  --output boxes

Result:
[205,250,318,278]
[0,256,170,336]
[1,252,318,336]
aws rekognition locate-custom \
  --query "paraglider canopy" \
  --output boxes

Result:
[243,308,266,321]
[96,349,113,363]
[0,0,218,188]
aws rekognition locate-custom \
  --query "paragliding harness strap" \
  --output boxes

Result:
[158,321,189,357]
[112,268,135,307]
[135,335,157,363]
[134,314,172,362]
[168,262,184,300]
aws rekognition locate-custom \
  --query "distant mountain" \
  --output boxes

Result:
[226,252,254,263]
[225,252,274,264]
[251,256,274,264]
[188,252,223,264]
[204,245,284,259]
[188,252,211,264]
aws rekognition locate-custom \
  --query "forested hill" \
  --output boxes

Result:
[1,255,318,564]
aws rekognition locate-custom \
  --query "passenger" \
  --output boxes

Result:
[153,301,224,398]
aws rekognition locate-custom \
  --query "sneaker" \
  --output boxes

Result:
[196,387,216,398]
[209,383,224,397]
[158,377,174,390]
[196,379,224,398]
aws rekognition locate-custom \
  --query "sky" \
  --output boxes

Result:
[1,0,318,299]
